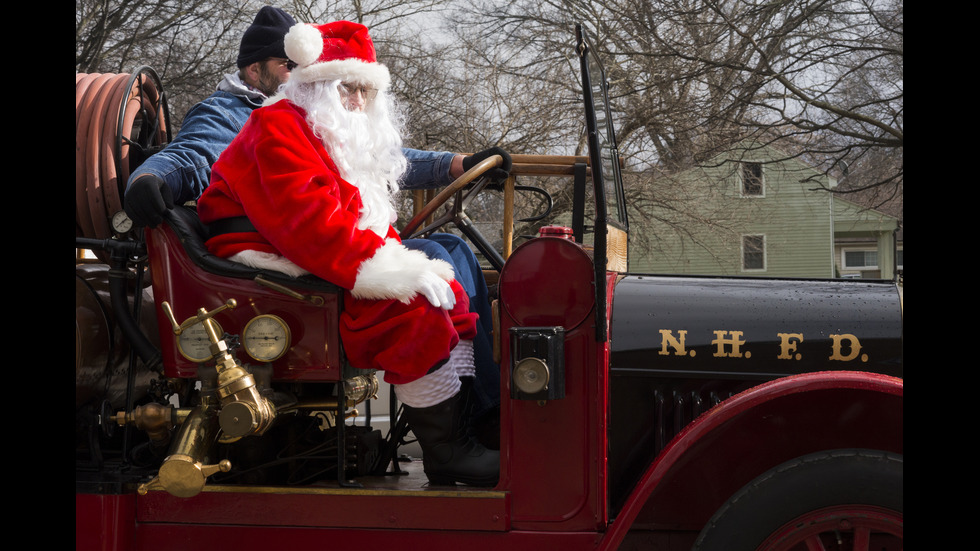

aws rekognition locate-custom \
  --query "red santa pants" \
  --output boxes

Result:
[340,279,479,385]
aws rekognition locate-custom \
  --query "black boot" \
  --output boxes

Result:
[403,391,499,486]
[473,406,500,451]
[459,377,500,451]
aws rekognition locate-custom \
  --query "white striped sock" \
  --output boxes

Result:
[394,361,461,408]
[448,339,475,379]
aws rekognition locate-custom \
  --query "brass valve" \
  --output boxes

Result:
[161,299,277,439]
[113,402,177,443]
[138,455,232,498]
[162,299,237,364]
[137,404,229,498]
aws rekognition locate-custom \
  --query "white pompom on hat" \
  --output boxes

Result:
[284,20,391,91]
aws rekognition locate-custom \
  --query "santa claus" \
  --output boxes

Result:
[198,20,498,486]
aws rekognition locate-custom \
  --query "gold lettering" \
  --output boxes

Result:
[829,333,866,362]
[712,330,747,358]
[777,333,804,360]
[657,329,867,363]
[659,330,689,356]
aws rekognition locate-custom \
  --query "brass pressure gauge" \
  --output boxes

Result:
[243,314,291,362]
[177,318,223,363]
[513,357,550,395]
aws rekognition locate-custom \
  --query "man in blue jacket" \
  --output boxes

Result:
[125,5,505,448]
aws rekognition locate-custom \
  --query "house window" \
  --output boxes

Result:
[741,162,764,196]
[742,234,766,271]
[842,249,877,270]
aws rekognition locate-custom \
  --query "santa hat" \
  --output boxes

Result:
[283,20,391,91]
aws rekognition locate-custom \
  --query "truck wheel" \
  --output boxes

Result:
[693,449,902,551]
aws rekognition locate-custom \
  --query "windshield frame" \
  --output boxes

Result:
[577,24,628,342]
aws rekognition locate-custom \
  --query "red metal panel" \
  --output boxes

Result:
[498,237,595,328]
[134,524,603,551]
[497,237,609,531]
[144,223,342,382]
[137,487,509,532]
[76,493,136,551]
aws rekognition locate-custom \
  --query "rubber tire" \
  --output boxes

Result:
[693,449,903,551]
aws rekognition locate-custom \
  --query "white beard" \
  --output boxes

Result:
[288,81,408,238]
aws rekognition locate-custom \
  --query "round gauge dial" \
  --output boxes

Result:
[111,210,134,234]
[243,314,291,362]
[177,318,222,363]
[514,357,550,394]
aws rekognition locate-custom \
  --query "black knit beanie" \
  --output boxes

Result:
[236,6,297,68]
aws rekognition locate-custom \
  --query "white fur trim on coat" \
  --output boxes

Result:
[228,250,310,277]
[351,239,454,303]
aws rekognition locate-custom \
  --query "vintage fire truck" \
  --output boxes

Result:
[76,27,903,550]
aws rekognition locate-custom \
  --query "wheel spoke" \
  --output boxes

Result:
[803,534,826,551]
[758,506,902,551]
[852,526,871,551]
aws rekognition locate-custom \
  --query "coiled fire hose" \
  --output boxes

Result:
[76,68,171,388]
[76,67,170,243]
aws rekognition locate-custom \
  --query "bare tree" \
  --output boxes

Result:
[77,0,261,126]
[447,0,901,261]
[454,0,901,182]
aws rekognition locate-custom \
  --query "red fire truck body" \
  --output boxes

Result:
[75,26,902,551]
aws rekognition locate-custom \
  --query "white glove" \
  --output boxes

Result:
[352,239,457,307]
[414,271,455,310]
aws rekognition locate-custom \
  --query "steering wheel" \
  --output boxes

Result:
[399,154,508,270]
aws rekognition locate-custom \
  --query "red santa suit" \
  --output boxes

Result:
[198,23,476,385]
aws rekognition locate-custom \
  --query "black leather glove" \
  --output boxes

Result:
[462,147,513,182]
[124,174,174,228]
